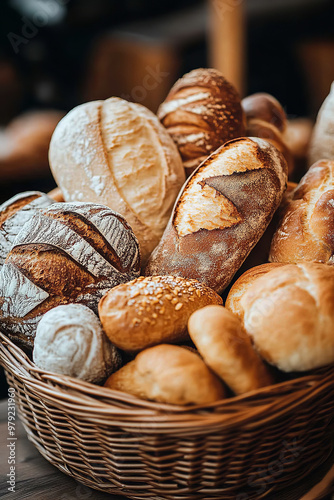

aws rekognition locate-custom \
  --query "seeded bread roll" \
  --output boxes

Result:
[0,202,140,349]
[33,304,121,383]
[0,191,54,269]
[225,263,286,321]
[158,68,246,176]
[188,305,274,395]
[104,344,226,405]
[98,275,222,351]
[145,137,288,293]
[239,263,334,372]
[49,97,185,263]
[269,160,334,265]
[309,82,334,166]
[242,93,294,176]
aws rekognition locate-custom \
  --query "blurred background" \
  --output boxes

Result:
[0,0,334,395]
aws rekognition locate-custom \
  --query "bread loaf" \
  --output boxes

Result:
[0,202,140,349]
[309,82,334,166]
[49,97,185,263]
[158,68,246,176]
[104,344,226,405]
[188,305,274,395]
[239,263,334,372]
[145,137,288,293]
[242,93,294,176]
[98,275,222,351]
[47,187,64,203]
[269,160,334,264]
[33,304,121,383]
[0,191,54,269]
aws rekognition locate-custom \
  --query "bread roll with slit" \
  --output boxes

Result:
[49,97,185,263]
[104,344,226,405]
[145,137,288,293]
[188,305,273,395]
[158,68,246,176]
[269,160,334,264]
[98,275,222,351]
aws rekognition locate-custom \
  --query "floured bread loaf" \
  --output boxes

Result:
[188,305,273,395]
[309,82,334,166]
[0,191,53,268]
[33,304,121,383]
[242,93,294,176]
[158,68,246,176]
[0,202,140,349]
[145,137,287,293]
[239,263,334,372]
[104,344,226,405]
[269,160,334,264]
[49,97,185,263]
[98,275,222,351]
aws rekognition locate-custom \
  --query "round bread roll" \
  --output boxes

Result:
[0,202,140,349]
[33,304,121,383]
[226,263,285,320]
[98,275,223,351]
[239,262,334,372]
[158,68,246,176]
[104,344,226,405]
[0,191,54,269]
[188,305,273,395]
[49,97,185,263]
[269,160,334,265]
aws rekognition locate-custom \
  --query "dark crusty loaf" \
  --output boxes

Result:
[269,159,334,264]
[0,191,53,268]
[158,68,246,176]
[145,137,287,293]
[0,202,140,349]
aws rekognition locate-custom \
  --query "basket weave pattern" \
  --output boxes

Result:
[1,331,334,500]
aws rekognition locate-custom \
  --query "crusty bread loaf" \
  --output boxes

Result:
[225,263,285,320]
[239,263,334,372]
[47,187,64,203]
[269,160,334,264]
[309,82,334,166]
[33,304,121,383]
[98,275,222,351]
[242,93,294,176]
[145,137,287,293]
[0,191,54,268]
[104,344,226,405]
[158,68,246,176]
[188,305,274,395]
[0,202,140,349]
[49,97,185,263]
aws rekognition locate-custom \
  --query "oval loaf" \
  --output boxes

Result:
[145,137,288,293]
[49,97,185,263]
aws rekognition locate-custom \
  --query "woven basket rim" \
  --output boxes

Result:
[1,330,334,429]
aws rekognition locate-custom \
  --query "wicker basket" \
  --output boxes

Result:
[1,331,334,500]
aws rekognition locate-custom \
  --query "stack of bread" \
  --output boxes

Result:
[1,68,334,406]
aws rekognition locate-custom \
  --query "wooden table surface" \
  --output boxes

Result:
[0,398,334,500]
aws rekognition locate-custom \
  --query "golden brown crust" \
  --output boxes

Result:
[242,93,287,133]
[269,160,334,264]
[158,68,246,176]
[240,263,334,372]
[98,275,222,351]
[145,137,287,294]
[104,344,226,405]
[188,305,274,395]
[47,187,64,203]
[225,263,286,320]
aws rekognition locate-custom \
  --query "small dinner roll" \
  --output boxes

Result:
[104,344,226,405]
[33,304,121,383]
[188,305,273,395]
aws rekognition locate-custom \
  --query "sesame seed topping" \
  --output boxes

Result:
[171,298,178,305]
[175,303,183,311]
[165,294,173,301]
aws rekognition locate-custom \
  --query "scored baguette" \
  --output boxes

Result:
[145,137,287,293]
